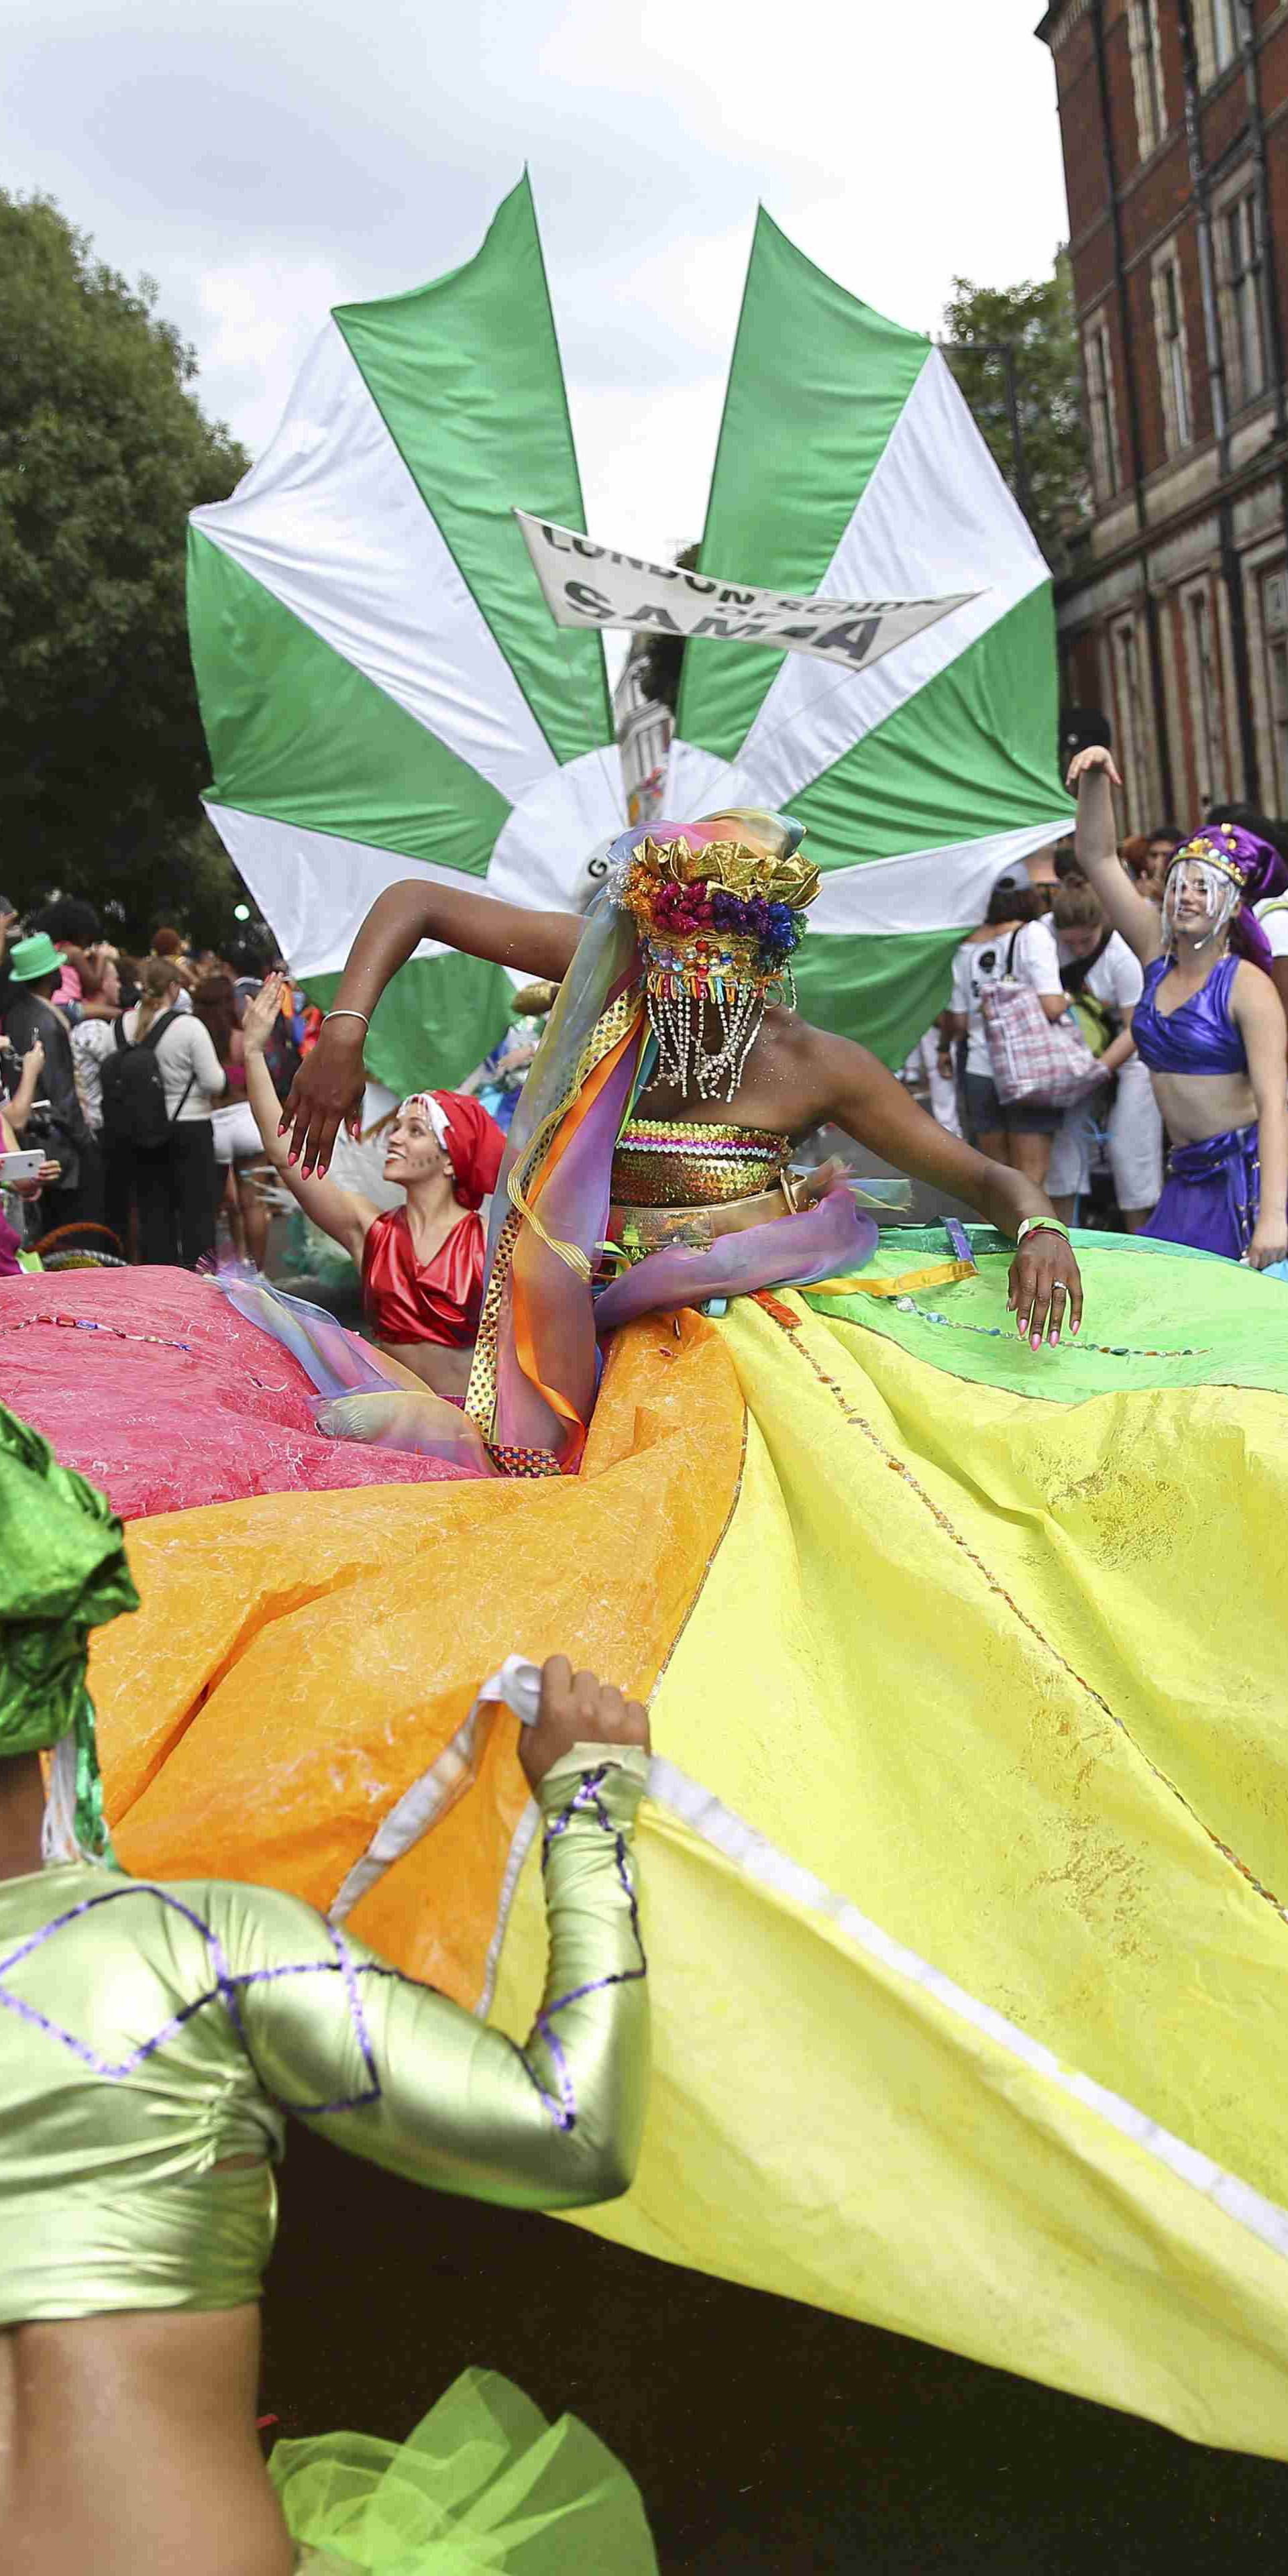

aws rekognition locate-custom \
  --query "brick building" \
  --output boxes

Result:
[1039,0,1288,830]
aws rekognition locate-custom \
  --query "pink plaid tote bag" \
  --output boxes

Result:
[980,928,1102,1107]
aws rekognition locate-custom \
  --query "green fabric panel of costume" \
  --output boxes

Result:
[678,207,930,761]
[188,531,508,876]
[306,955,514,1099]
[808,1231,1288,1401]
[792,923,961,1069]
[790,587,1072,868]
[333,175,612,769]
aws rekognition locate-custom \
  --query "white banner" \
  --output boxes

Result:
[515,511,977,676]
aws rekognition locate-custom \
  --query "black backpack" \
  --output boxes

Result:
[100,1010,194,1150]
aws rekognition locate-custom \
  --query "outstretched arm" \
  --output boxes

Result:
[815,1030,1084,1347]
[242,977,376,1259]
[1234,964,1288,1269]
[282,881,584,1175]
[235,1660,651,2211]
[1067,747,1165,967]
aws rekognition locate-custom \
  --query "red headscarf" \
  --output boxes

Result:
[402,1091,505,1212]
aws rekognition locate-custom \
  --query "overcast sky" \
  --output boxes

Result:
[5,1,1069,566]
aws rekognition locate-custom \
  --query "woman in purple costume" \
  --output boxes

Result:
[1068,744,1288,1265]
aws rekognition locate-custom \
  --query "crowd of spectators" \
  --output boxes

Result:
[0,894,319,1275]
[906,804,1288,1234]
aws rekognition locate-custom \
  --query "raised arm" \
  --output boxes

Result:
[1234,963,1288,1269]
[814,1029,1084,1348]
[235,1660,651,2210]
[283,881,584,1175]
[1067,747,1165,967]
[241,975,376,1258]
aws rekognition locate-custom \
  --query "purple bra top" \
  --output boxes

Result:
[1132,953,1246,1077]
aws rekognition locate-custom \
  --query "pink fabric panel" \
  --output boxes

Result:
[0,1269,470,1517]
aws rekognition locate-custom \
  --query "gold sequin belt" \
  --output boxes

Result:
[610,1118,792,1209]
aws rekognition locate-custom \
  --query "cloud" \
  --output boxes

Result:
[3,0,1069,485]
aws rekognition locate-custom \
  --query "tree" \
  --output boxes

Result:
[941,252,1091,578]
[0,194,250,942]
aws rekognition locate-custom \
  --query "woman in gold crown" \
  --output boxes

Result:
[282,808,1082,1474]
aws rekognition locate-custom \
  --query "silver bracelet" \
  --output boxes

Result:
[322,1008,370,1031]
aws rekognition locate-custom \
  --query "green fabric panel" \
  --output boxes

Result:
[333,175,611,770]
[792,924,961,1071]
[678,207,930,761]
[188,529,508,874]
[806,1234,1288,1402]
[306,955,513,1099]
[790,586,1073,869]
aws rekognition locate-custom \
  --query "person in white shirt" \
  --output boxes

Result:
[1256,890,1288,1042]
[113,957,225,1267]
[70,954,123,1134]
[945,880,1072,1188]
[1046,880,1163,1232]
[900,1024,961,1136]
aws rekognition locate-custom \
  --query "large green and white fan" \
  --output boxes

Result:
[188,178,1072,1093]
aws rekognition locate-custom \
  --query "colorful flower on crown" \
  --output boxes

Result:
[608,810,818,1102]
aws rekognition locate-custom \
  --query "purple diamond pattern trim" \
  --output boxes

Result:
[0,1883,383,2116]
[520,1766,647,2133]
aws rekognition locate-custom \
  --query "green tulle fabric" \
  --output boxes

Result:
[0,1401,138,1860]
[273,2369,657,2573]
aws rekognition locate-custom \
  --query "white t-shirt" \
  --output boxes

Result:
[120,1007,225,1122]
[1055,928,1144,1013]
[70,1016,118,1132]
[950,917,1063,1078]
[1256,896,1288,959]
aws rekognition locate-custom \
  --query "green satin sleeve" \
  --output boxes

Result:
[238,1746,650,2212]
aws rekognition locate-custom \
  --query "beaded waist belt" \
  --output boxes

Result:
[610,1118,792,1210]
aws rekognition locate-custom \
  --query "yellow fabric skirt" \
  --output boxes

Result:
[91,1258,1288,2459]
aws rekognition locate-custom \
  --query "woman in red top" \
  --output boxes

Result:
[242,975,504,1398]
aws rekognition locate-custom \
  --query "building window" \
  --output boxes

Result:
[1153,256,1192,453]
[1219,190,1265,412]
[1262,569,1288,807]
[1197,0,1239,84]
[1112,617,1149,820]
[1083,317,1122,500]
[1184,590,1227,807]
[1128,0,1167,159]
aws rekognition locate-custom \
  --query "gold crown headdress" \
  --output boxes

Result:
[616,812,818,1101]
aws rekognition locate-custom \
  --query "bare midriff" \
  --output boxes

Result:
[377,1336,474,1398]
[1,2305,293,2576]
[1148,1066,1258,1142]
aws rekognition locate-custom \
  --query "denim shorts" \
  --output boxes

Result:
[963,1071,1063,1138]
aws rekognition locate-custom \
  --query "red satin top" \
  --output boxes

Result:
[360,1207,486,1350]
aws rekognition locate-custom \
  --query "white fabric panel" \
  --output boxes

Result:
[207,747,625,979]
[735,350,1051,804]
[663,737,747,822]
[206,802,460,977]
[485,745,627,912]
[808,820,1071,935]
[192,320,555,806]
[211,800,1062,984]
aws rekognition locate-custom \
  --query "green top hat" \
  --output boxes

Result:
[6,932,63,983]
